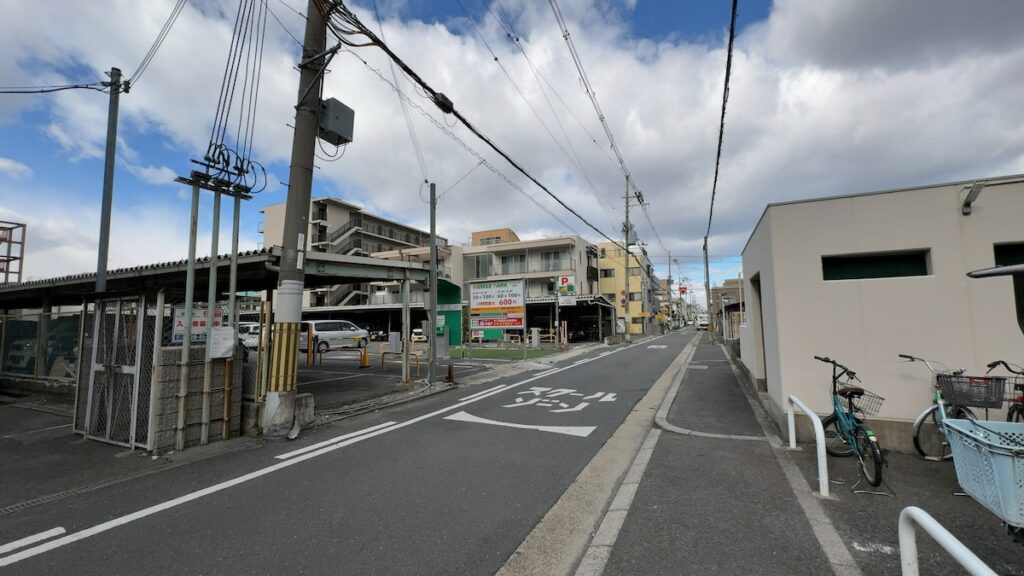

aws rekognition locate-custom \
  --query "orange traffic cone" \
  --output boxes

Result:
[359,348,370,369]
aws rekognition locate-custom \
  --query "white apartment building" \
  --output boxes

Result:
[261,197,445,308]
[739,174,1024,450]
[462,229,609,340]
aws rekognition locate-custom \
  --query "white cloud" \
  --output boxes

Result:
[0,0,1021,281]
[125,164,177,185]
[0,157,33,180]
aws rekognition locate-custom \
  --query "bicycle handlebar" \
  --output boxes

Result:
[813,355,860,382]
[986,359,1024,375]
[898,354,959,376]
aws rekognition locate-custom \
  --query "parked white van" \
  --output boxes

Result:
[298,320,369,352]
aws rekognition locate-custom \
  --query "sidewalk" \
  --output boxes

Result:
[597,336,1024,576]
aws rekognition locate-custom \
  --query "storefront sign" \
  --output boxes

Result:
[470,280,525,330]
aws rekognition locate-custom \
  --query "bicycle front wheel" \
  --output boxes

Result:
[912,404,976,460]
[822,414,856,457]
[855,428,884,487]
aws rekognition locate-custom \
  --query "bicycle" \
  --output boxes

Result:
[814,356,886,487]
[900,354,1005,460]
[986,360,1024,422]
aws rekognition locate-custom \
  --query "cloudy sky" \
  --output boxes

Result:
[1,0,1022,307]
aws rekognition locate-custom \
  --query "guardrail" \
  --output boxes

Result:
[786,395,829,497]
[898,507,995,576]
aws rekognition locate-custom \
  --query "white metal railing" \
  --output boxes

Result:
[898,507,995,576]
[786,395,830,497]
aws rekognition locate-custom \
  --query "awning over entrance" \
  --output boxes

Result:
[525,294,615,307]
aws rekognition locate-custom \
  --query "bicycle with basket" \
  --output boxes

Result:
[900,354,1006,460]
[814,355,887,487]
[959,262,1024,544]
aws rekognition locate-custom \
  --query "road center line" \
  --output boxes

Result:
[0,342,653,568]
[0,527,66,556]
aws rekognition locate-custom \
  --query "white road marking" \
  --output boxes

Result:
[0,339,669,567]
[647,345,667,349]
[297,374,363,386]
[459,385,507,402]
[0,423,72,439]
[852,542,896,555]
[443,411,596,437]
[274,421,398,460]
[0,527,66,556]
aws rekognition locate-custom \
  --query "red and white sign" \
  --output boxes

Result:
[679,286,688,295]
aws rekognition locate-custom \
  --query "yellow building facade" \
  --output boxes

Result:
[597,242,649,335]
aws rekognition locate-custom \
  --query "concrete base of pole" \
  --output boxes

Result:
[274,280,304,323]
[263,390,296,437]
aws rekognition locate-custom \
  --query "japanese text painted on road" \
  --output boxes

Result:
[503,387,617,413]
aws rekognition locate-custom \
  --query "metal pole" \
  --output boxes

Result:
[229,195,240,328]
[554,298,560,349]
[265,0,326,436]
[202,191,221,445]
[703,236,712,340]
[429,182,437,383]
[96,67,122,293]
[622,175,631,342]
[176,184,200,451]
[401,278,410,384]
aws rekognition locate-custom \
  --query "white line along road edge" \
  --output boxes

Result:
[0,342,617,568]
[0,527,66,557]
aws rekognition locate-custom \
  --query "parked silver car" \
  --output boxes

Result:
[298,320,369,352]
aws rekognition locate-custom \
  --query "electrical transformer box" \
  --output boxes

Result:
[318,98,354,146]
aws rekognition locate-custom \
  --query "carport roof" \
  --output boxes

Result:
[0,247,429,309]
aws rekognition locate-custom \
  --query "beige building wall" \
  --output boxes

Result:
[740,176,1024,431]
[598,243,648,335]
[471,228,520,246]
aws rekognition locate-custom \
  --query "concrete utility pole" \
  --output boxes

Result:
[96,67,123,293]
[703,235,712,336]
[428,182,437,384]
[622,175,631,342]
[265,0,326,437]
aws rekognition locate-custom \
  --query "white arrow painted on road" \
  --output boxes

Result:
[443,411,596,437]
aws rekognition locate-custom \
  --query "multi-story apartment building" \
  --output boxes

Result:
[597,242,658,335]
[462,230,607,340]
[261,197,447,308]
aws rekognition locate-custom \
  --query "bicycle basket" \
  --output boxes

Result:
[847,389,884,416]
[936,374,1005,409]
[1006,375,1024,403]
[943,419,1024,527]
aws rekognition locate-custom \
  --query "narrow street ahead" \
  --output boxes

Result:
[0,332,691,575]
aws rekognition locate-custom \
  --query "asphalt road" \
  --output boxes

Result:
[0,331,690,575]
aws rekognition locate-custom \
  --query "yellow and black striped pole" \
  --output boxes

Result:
[268,322,299,393]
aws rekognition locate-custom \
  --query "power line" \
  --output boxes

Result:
[129,0,188,86]
[706,0,739,238]
[372,0,428,184]
[317,0,625,252]
[546,0,669,255]
[455,0,617,232]
[340,49,582,237]
[266,3,303,47]
[0,82,107,94]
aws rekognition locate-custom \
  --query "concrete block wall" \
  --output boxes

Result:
[153,346,243,453]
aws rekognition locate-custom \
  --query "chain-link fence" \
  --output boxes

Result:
[1,307,85,380]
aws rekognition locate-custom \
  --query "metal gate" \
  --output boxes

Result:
[84,297,150,448]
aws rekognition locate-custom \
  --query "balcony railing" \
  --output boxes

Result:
[367,291,426,306]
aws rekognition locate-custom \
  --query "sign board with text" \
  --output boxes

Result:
[173,308,224,343]
[556,275,576,306]
[470,280,525,330]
